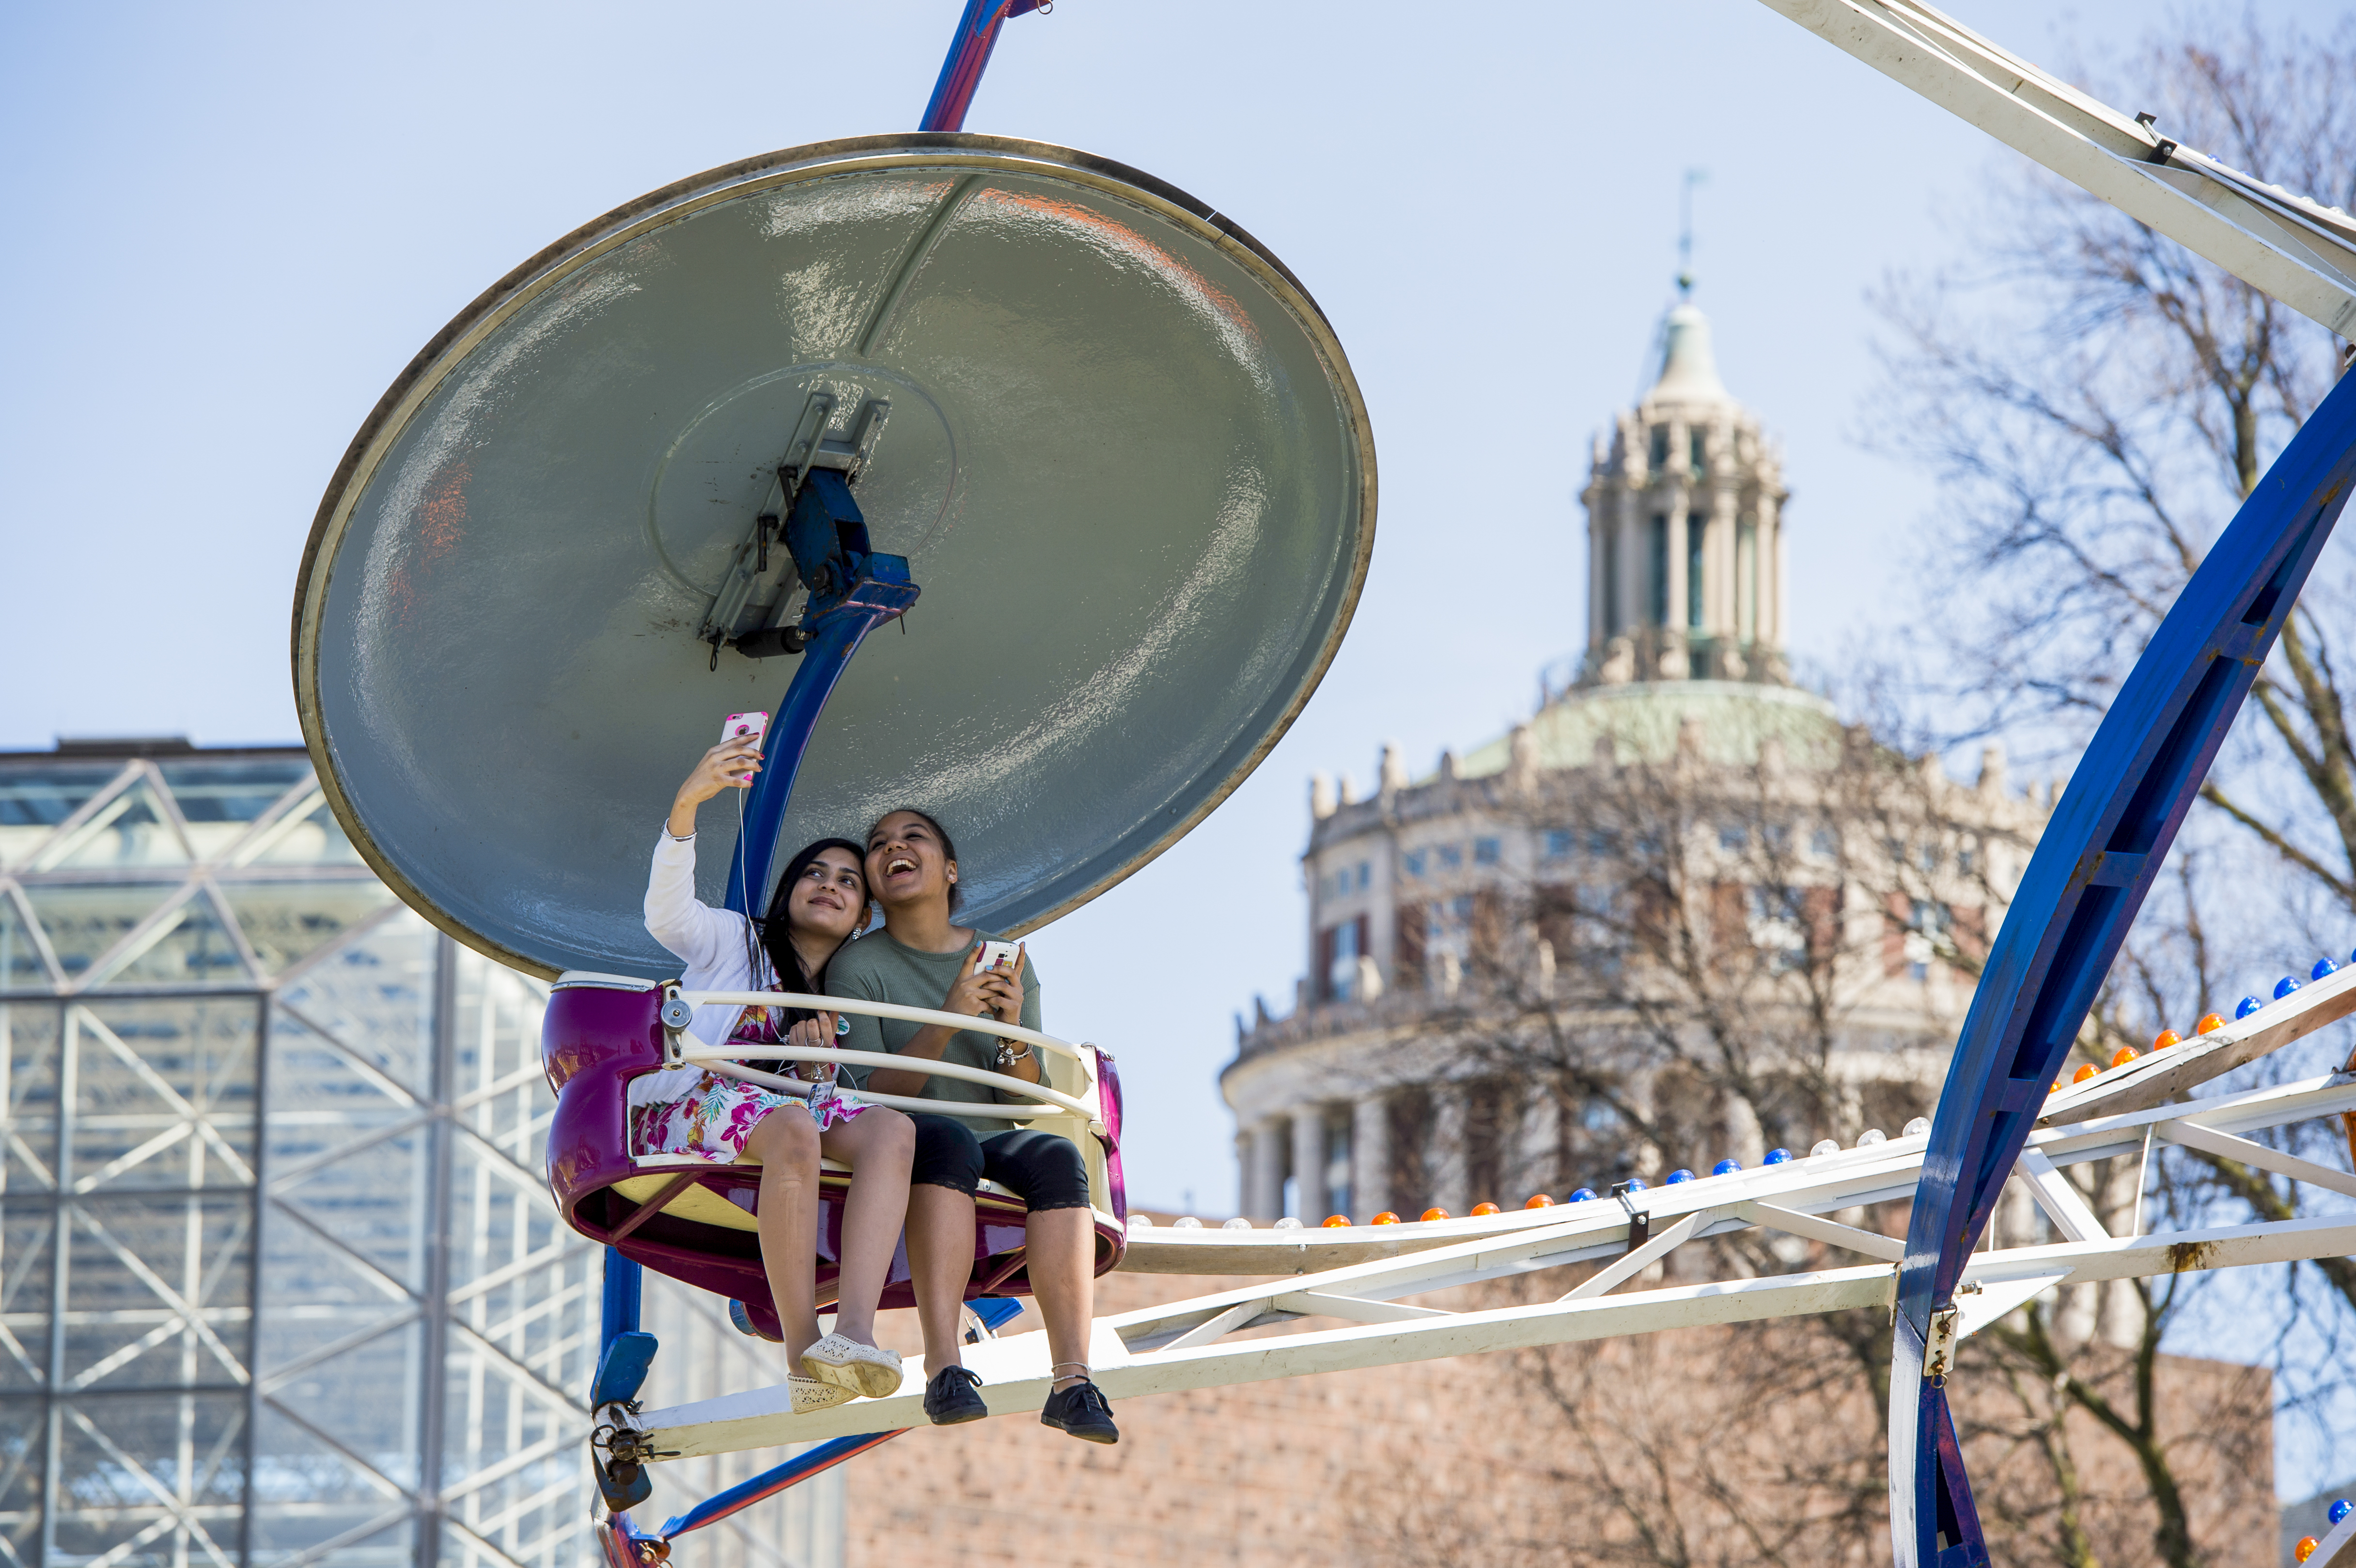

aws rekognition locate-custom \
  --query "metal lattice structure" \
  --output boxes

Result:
[0,744,607,1568]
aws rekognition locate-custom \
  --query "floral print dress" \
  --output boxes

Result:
[628,1003,868,1164]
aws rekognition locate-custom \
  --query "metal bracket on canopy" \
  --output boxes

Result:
[697,394,895,661]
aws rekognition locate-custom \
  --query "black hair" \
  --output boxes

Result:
[867,807,960,911]
[748,838,869,1010]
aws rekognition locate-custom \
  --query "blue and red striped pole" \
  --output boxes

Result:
[919,0,1050,133]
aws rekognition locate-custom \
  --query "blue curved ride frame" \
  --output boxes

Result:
[1893,367,2356,1566]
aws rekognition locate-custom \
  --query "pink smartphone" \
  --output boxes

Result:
[720,712,768,782]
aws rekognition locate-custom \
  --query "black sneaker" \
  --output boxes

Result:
[1039,1378,1119,1444]
[923,1365,987,1425]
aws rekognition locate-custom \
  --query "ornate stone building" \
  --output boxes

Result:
[1222,304,2056,1230]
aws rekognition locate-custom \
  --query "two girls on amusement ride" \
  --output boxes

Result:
[636,736,914,1414]
[637,742,1118,1444]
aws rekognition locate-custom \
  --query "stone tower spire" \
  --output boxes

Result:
[1578,305,1791,686]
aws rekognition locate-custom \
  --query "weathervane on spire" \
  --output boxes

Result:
[1677,167,1708,299]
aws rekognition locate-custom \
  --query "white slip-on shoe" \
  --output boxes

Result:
[789,1374,856,1414]
[800,1332,904,1399]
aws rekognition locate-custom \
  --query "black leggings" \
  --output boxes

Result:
[909,1115,1092,1213]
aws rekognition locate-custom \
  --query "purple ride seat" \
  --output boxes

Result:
[543,976,1126,1336]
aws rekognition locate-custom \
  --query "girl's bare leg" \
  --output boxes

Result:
[905,1183,977,1371]
[740,1108,824,1363]
[815,1109,914,1348]
[1024,1207,1096,1389]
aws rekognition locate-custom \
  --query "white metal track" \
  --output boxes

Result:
[1754,0,2356,337]
[629,1063,2356,1457]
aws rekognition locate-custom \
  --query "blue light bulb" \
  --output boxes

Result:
[1712,1159,1741,1176]
[2235,995,2262,1019]
[2331,1500,2350,1526]
[1764,1148,1793,1165]
[2315,957,2340,980]
[1569,1187,1599,1202]
[1666,1168,1695,1184]
[2276,976,2303,999]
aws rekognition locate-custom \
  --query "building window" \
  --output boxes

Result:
[1474,838,1501,866]
[1738,517,1758,643]
[1587,827,1621,858]
[1687,514,1705,629]
[1602,525,1621,636]
[1649,425,1669,469]
[1690,428,1708,478]
[1958,840,1977,876]
[1647,515,1669,626]
[1717,822,1747,852]
[1763,822,1791,853]
[1403,849,1426,878]
[1544,829,1573,859]
[1439,844,1463,869]
[1357,861,1372,891]
[1811,826,1839,858]
[1316,916,1369,1003]
[1323,1117,1353,1221]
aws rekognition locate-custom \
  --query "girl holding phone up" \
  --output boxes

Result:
[633,736,914,1413]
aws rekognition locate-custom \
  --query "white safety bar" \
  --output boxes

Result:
[677,988,1084,1061]
[663,987,1104,1131]
[678,1043,1097,1122]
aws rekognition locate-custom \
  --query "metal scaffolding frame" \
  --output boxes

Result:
[0,751,602,1568]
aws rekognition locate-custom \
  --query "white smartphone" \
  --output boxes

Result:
[976,940,1021,976]
[720,712,768,782]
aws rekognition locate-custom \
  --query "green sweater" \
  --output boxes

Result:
[828,928,1049,1133]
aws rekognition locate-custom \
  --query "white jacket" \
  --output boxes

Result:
[635,830,778,1107]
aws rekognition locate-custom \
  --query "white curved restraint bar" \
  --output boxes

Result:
[678,989,1086,1059]
[680,1045,1097,1121]
[666,988,1102,1127]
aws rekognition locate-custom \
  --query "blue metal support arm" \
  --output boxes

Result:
[920,0,1048,133]
[1891,366,2356,1566]
[726,471,920,920]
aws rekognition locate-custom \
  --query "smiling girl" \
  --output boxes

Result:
[632,736,915,1413]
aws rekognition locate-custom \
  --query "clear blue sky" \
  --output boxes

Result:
[5,0,2336,1483]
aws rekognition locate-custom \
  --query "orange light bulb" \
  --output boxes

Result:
[2294,1537,2320,1564]
[1322,1214,1351,1227]
[2151,1029,2182,1051]
[1470,1201,1501,1216]
[1371,1211,1401,1225]
[2195,1013,2226,1035]
[1525,1194,1556,1208]
[2110,1047,2139,1068]
[1420,1207,1451,1223]
[2073,1064,2100,1084]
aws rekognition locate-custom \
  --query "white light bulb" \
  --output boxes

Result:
[1857,1129,1887,1146]
[1810,1139,1840,1158]
[1903,1117,1931,1137]
[1126,1214,1154,1231]
[1274,1216,1305,1230]
[1173,1215,1203,1229]
[1221,1217,1252,1230]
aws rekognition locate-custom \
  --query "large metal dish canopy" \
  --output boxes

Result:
[293,133,1375,978]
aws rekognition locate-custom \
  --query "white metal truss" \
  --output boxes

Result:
[621,957,2356,1461]
[1754,0,2356,337]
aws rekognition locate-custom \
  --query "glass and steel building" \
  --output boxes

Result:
[0,738,837,1568]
